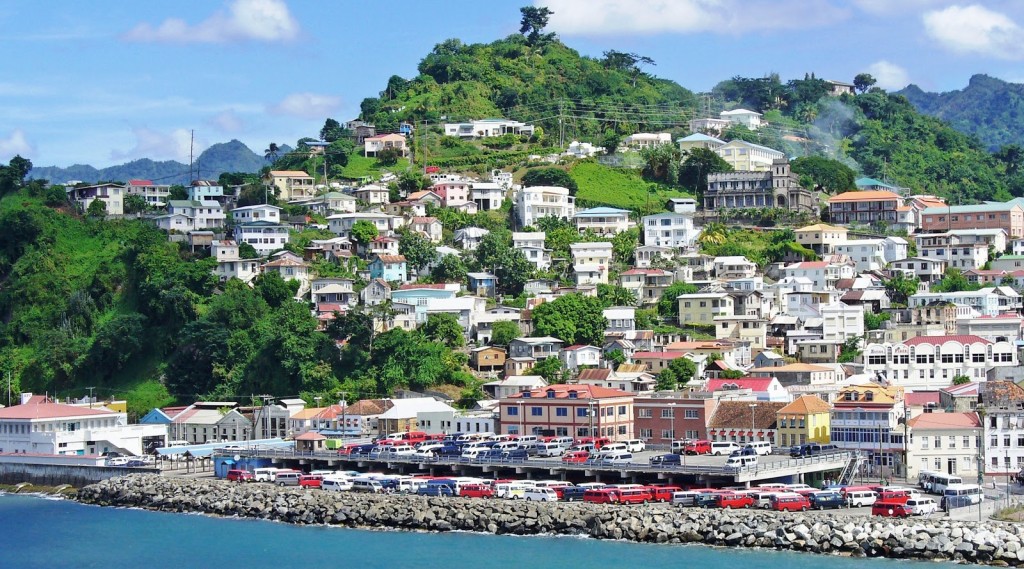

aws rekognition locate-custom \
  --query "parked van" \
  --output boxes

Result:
[684,440,711,455]
[724,455,757,469]
[623,439,646,453]
[649,453,681,466]
[523,488,559,502]
[615,488,654,504]
[535,442,566,458]
[846,490,878,507]
[671,491,702,507]
[253,467,281,482]
[549,436,575,447]
[877,489,911,504]
[711,442,740,456]
[598,442,629,454]
[773,494,811,512]
[808,491,845,510]
[495,482,530,499]
[596,451,633,465]
[904,497,939,515]
[943,484,984,506]
[322,477,353,492]
[746,441,772,456]
[274,471,301,487]
[515,435,539,445]
[749,491,779,509]
[351,478,385,493]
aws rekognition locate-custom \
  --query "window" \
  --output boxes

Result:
[618,405,627,415]
[661,409,675,419]
[920,436,929,450]
[556,408,567,417]
[661,429,674,440]
[531,407,543,416]
[577,408,588,417]
[638,408,653,418]
[963,436,971,449]
[992,436,999,447]
[685,409,699,419]
[867,355,886,366]
[640,429,653,438]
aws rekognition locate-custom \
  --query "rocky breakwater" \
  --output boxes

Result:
[78,475,1024,565]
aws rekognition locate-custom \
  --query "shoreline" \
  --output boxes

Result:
[76,474,1024,565]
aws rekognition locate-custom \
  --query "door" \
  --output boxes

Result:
[947,458,956,475]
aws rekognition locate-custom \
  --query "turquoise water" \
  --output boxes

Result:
[0,493,957,569]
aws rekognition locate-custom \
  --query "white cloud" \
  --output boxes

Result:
[923,4,1024,59]
[111,128,201,163]
[209,110,245,133]
[865,60,910,90]
[123,0,298,44]
[541,0,848,35]
[269,92,340,119]
[0,129,34,160]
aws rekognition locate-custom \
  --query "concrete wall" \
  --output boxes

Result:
[0,463,159,487]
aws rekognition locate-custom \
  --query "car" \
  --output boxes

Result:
[225,469,253,482]
[376,444,417,459]
[459,483,495,499]
[417,480,457,497]
[350,443,376,457]
[594,451,632,465]
[746,441,773,456]
[715,492,754,509]
[649,453,681,466]
[299,474,324,488]
[671,491,702,507]
[772,494,811,512]
[808,491,845,510]
[904,497,939,516]
[562,450,590,464]
[321,477,353,492]
[563,485,603,502]
[872,501,910,517]
[106,457,131,467]
[694,492,720,508]
[724,455,757,470]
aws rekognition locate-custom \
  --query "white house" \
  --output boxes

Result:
[982,381,1024,474]
[781,261,854,290]
[444,119,534,139]
[571,242,613,285]
[327,212,402,239]
[234,221,289,257]
[906,412,982,480]
[819,302,864,341]
[0,395,167,456]
[212,240,260,283]
[454,227,490,251]
[862,335,1018,390]
[66,183,124,216]
[889,257,947,283]
[408,216,443,243]
[516,186,575,227]
[573,207,631,236]
[470,182,505,211]
[713,140,783,172]
[167,200,225,230]
[565,140,601,158]
[833,237,907,272]
[418,409,496,437]
[917,232,995,271]
[352,184,389,206]
[909,287,1022,317]
[713,256,757,279]
[512,231,551,270]
[125,179,170,207]
[719,108,763,129]
[232,204,281,224]
[559,345,602,371]
[169,402,252,444]
[641,211,699,250]
[623,132,672,150]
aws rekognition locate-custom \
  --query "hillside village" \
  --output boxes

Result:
[11,93,1024,483]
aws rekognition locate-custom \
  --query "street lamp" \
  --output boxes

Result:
[517,401,524,436]
[748,403,756,444]
[667,402,677,446]
[588,400,597,438]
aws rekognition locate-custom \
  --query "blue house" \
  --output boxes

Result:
[467,272,497,298]
[391,284,458,322]
[139,408,174,425]
[369,254,408,282]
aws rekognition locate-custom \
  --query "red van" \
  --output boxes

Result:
[683,440,711,455]
[299,474,323,488]
[575,437,611,449]
[615,488,654,504]
[583,489,619,504]
[646,485,682,503]
[562,450,590,464]
[872,501,910,517]
[877,490,911,504]
[459,484,495,499]
[716,492,755,509]
[773,494,811,512]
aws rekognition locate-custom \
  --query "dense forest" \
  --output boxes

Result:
[899,74,1024,151]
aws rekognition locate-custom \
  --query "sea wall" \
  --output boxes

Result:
[0,463,158,487]
[78,475,1024,566]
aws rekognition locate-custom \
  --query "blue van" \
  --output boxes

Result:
[417,479,456,497]
[649,453,681,466]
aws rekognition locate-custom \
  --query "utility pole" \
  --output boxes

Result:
[558,99,565,149]
[189,130,195,184]
[86,386,95,409]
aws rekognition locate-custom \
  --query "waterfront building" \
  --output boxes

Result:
[500,384,634,440]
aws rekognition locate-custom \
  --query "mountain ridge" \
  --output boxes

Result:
[897,74,1024,150]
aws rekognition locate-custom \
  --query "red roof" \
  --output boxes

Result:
[905,391,941,406]
[562,345,597,351]
[620,269,670,276]
[0,402,115,420]
[295,431,327,441]
[706,377,776,392]
[903,335,991,346]
[316,303,346,313]
[511,384,630,400]
[128,179,154,186]
[908,412,981,429]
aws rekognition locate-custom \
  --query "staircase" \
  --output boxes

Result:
[837,453,866,486]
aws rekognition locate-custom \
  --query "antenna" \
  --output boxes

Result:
[189,130,195,184]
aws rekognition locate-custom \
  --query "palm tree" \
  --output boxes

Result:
[264,142,279,162]
[698,222,728,248]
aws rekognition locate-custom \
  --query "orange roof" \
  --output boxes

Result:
[908,412,981,430]
[828,190,901,203]
[778,395,831,415]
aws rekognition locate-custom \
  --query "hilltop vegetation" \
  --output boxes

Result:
[899,74,1024,151]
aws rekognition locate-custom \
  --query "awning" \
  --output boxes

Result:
[221,459,235,465]
[767,432,775,438]
[729,430,736,436]
[757,431,764,437]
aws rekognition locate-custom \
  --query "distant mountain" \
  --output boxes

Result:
[28,139,276,185]
[897,74,1024,150]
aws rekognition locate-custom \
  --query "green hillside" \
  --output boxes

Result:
[569,161,692,213]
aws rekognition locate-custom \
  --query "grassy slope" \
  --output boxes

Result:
[569,161,693,214]
[341,154,411,180]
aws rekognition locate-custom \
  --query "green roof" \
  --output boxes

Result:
[855,177,898,190]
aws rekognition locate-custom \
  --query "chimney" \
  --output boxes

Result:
[19,393,33,405]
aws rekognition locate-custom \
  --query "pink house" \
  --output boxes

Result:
[432,181,470,208]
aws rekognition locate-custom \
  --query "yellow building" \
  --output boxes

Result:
[776,395,832,447]
[676,292,733,326]
[794,223,849,256]
[264,170,316,202]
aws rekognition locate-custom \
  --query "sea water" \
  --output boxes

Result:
[0,493,958,569]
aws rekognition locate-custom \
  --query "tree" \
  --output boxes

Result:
[790,156,856,194]
[397,170,431,195]
[883,272,919,306]
[952,375,971,385]
[320,118,344,143]
[264,142,280,162]
[490,320,521,346]
[350,220,379,246]
[597,284,637,307]
[398,230,437,271]
[168,185,189,201]
[601,131,621,155]
[239,242,259,259]
[931,268,972,293]
[853,73,876,94]
[376,147,401,166]
[611,227,640,264]
[519,6,554,45]
[864,311,891,331]
[421,313,465,348]
[641,143,681,184]
[532,293,607,346]
[606,349,626,367]
[656,356,696,390]
[476,230,533,294]
[124,194,148,215]
[697,222,728,248]
[678,148,732,197]
[528,356,567,383]
[254,271,293,309]
[86,198,106,218]
[837,336,862,363]
[432,254,467,283]
[657,282,698,320]
[521,167,578,195]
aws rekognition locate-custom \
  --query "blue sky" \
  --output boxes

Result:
[3,0,1024,168]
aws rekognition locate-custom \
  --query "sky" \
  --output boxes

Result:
[2,0,1024,168]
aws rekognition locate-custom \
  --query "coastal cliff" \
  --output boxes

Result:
[78,475,1024,565]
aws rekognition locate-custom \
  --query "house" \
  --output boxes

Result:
[363,133,407,157]
[406,190,443,208]
[187,180,224,202]
[833,237,907,271]
[352,184,389,206]
[603,306,636,334]
[418,408,496,437]
[263,170,315,202]
[826,79,856,96]
[940,382,981,413]
[454,227,490,251]
[748,363,838,387]
[713,256,757,279]
[444,118,534,139]
[631,351,687,374]
[706,377,790,402]
[830,384,906,472]
[564,140,601,158]
[618,268,673,306]
[167,199,225,230]
[633,393,715,444]
[391,284,460,321]
[889,257,947,283]
[232,204,281,224]
[0,394,166,456]
[466,272,497,298]
[360,278,391,306]
[794,224,849,256]
[316,192,358,214]
[433,180,470,208]
[211,240,260,283]
[781,261,854,290]
[906,412,981,480]
[516,186,575,227]
[470,346,507,373]
[234,221,289,257]
[559,345,602,371]
[470,182,505,211]
[573,207,631,236]
[917,231,993,271]
[688,117,732,135]
[483,375,547,399]
[512,231,551,270]
[154,212,192,232]
[623,132,672,150]
[776,395,832,448]
[753,351,785,368]
[408,216,443,243]
[719,108,763,129]
[571,242,613,285]
[577,367,656,394]
[713,315,767,350]
[909,287,1022,317]
[368,254,408,282]
[863,335,1018,390]
[66,183,124,215]
[828,190,903,227]
[262,256,309,285]
[920,202,1024,238]
[169,401,252,444]
[509,337,565,360]
[365,236,399,258]
[125,179,170,207]
[704,159,815,212]
[327,212,402,239]
[377,397,455,435]
[980,381,1024,474]
[641,211,699,249]
[707,401,786,445]
[712,140,783,172]
[677,291,734,325]
[500,384,634,440]
[634,246,676,269]
[677,132,726,153]
[311,278,357,308]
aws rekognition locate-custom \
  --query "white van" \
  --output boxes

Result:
[624,439,646,453]
[597,451,633,465]
[598,442,629,454]
[495,482,530,499]
[515,435,539,445]
[711,442,741,456]
[274,471,301,486]
[549,436,575,447]
[724,455,757,469]
[746,442,772,456]
[461,446,489,460]
[322,477,353,492]
[253,467,280,482]
[536,443,566,458]
[846,490,878,507]
[351,478,385,493]
[523,487,558,502]
[492,441,520,451]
